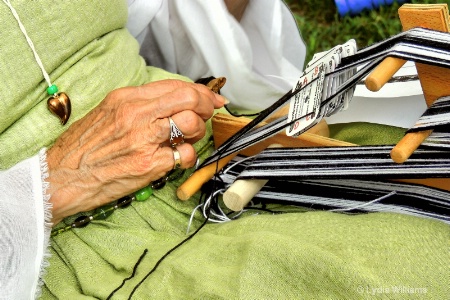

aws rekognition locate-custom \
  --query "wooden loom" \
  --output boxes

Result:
[177,3,450,203]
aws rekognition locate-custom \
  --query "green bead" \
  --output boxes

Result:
[47,84,58,95]
[135,186,153,201]
[94,204,115,220]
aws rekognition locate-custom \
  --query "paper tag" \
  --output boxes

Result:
[341,39,357,110]
[286,63,326,136]
[305,48,337,101]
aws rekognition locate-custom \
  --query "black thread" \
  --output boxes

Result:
[106,249,149,300]
[358,74,419,85]
[127,217,209,299]
[224,104,261,117]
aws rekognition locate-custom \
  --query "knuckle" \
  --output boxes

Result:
[183,153,196,168]
[168,79,187,89]
[181,147,196,168]
[114,104,134,129]
[152,120,168,141]
[181,87,200,108]
[183,110,199,125]
[104,87,129,105]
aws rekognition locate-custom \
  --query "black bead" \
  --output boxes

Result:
[151,178,166,190]
[72,216,91,228]
[117,195,134,208]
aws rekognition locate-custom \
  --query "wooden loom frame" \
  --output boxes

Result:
[176,3,450,201]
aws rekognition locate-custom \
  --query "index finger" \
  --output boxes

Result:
[140,79,226,109]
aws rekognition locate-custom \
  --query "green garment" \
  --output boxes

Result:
[0,0,185,169]
[0,1,448,299]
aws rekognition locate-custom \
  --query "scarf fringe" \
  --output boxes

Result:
[35,148,53,299]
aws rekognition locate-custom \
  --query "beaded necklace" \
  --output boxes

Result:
[2,0,71,125]
[51,139,214,236]
[51,168,184,236]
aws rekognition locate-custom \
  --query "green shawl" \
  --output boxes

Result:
[0,1,448,299]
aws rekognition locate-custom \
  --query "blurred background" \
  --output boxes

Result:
[285,0,437,63]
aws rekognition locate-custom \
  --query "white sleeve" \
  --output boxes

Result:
[0,149,52,300]
[127,0,306,111]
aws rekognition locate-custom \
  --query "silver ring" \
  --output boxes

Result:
[172,147,182,169]
[169,117,184,147]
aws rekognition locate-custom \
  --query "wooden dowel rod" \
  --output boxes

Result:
[223,179,268,211]
[177,153,237,201]
[223,144,281,211]
[365,57,407,92]
[390,129,433,164]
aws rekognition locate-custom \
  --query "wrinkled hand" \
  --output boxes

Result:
[47,80,226,224]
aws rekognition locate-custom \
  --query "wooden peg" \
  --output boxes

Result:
[365,58,407,92]
[222,178,268,211]
[223,144,282,211]
[176,152,237,201]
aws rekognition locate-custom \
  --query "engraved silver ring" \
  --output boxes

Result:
[169,117,185,147]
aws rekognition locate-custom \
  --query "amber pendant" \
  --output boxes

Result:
[47,92,71,125]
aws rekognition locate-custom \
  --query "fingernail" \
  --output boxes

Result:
[223,98,230,105]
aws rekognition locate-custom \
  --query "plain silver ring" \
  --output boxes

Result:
[169,117,185,147]
[172,147,182,169]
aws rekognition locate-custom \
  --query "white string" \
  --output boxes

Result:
[222,156,255,174]
[186,188,227,233]
[329,191,397,212]
[2,0,52,88]
[186,203,204,234]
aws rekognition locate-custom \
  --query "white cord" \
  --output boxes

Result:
[222,156,254,174]
[2,0,52,88]
[330,191,397,212]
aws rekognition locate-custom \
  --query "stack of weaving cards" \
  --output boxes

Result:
[286,39,357,137]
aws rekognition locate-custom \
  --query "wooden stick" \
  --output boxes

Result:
[365,4,449,93]
[390,130,433,163]
[365,58,406,92]
[223,144,281,211]
[177,153,237,201]
[223,178,268,211]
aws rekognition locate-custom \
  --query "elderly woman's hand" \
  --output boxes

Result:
[46,80,226,224]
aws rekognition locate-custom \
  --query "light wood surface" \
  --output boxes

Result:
[211,113,352,157]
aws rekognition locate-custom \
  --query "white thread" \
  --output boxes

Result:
[2,0,53,88]
[186,203,204,234]
[186,188,227,233]
[222,156,255,174]
[326,191,397,212]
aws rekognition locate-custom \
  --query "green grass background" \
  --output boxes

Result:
[285,0,440,63]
